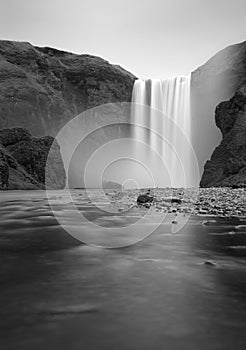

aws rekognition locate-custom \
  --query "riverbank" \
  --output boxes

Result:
[107,187,246,218]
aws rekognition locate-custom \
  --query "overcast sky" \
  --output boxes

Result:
[0,0,245,78]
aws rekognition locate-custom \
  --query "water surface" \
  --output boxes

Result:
[1,190,246,350]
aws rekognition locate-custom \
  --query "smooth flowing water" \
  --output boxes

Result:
[1,190,246,350]
[131,76,197,188]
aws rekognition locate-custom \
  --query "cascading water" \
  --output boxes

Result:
[131,75,197,188]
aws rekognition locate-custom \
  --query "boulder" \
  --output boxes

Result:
[137,194,154,205]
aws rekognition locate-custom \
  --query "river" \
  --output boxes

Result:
[1,190,246,350]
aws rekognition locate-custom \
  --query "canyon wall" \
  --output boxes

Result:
[200,83,246,187]
[0,40,136,137]
[0,39,245,187]
[191,40,246,179]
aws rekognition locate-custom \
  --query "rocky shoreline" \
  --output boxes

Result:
[106,187,246,218]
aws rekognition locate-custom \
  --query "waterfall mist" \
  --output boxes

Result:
[55,78,199,190]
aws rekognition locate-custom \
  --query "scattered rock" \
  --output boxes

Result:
[133,187,246,217]
[76,187,246,218]
[199,209,208,215]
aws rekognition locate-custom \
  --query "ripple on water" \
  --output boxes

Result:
[208,231,236,236]
[40,303,99,317]
[235,225,246,231]
[228,246,246,251]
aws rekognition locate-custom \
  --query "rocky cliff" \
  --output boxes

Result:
[0,128,65,189]
[0,40,136,137]
[200,83,246,187]
[191,40,246,177]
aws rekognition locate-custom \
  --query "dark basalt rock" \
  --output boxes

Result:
[0,127,65,189]
[0,40,136,137]
[0,127,32,146]
[137,194,154,205]
[200,83,246,187]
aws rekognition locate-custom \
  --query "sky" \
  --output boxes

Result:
[0,0,245,78]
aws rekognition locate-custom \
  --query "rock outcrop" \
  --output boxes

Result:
[200,83,246,187]
[0,128,65,189]
[0,40,136,137]
[191,40,246,175]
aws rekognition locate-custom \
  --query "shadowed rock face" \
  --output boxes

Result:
[191,40,246,175]
[0,128,65,189]
[200,83,246,187]
[0,40,136,137]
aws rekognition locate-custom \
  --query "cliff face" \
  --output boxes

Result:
[191,41,246,175]
[1,39,246,188]
[200,84,246,187]
[0,128,65,189]
[0,40,136,137]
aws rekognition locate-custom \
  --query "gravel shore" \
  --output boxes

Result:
[106,187,246,218]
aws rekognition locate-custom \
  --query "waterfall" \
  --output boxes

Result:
[131,76,196,188]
